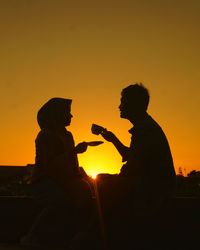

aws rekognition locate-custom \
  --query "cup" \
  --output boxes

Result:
[91,124,105,135]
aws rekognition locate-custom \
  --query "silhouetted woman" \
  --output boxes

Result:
[33,98,89,194]
[21,98,93,247]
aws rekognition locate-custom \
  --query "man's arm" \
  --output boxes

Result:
[100,129,129,161]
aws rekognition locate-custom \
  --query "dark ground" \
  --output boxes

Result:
[0,166,199,250]
[0,196,199,250]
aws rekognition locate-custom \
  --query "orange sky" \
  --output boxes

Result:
[0,0,200,176]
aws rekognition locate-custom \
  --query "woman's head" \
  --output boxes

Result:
[37,98,72,129]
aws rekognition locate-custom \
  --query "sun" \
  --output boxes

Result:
[90,173,98,179]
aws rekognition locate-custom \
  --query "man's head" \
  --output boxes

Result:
[119,83,150,120]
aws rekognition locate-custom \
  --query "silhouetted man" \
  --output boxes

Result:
[98,83,176,214]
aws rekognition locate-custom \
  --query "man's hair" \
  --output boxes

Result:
[121,83,150,112]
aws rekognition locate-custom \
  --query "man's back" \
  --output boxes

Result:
[120,115,176,197]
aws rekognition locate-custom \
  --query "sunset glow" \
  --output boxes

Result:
[0,1,200,175]
[90,173,97,179]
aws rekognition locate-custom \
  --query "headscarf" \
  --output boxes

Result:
[37,98,72,129]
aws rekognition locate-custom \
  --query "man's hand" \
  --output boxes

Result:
[75,142,88,154]
[101,130,129,160]
[101,129,116,142]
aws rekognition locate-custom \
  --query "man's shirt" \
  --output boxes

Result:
[120,114,176,197]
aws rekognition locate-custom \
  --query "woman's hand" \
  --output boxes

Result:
[75,141,88,154]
